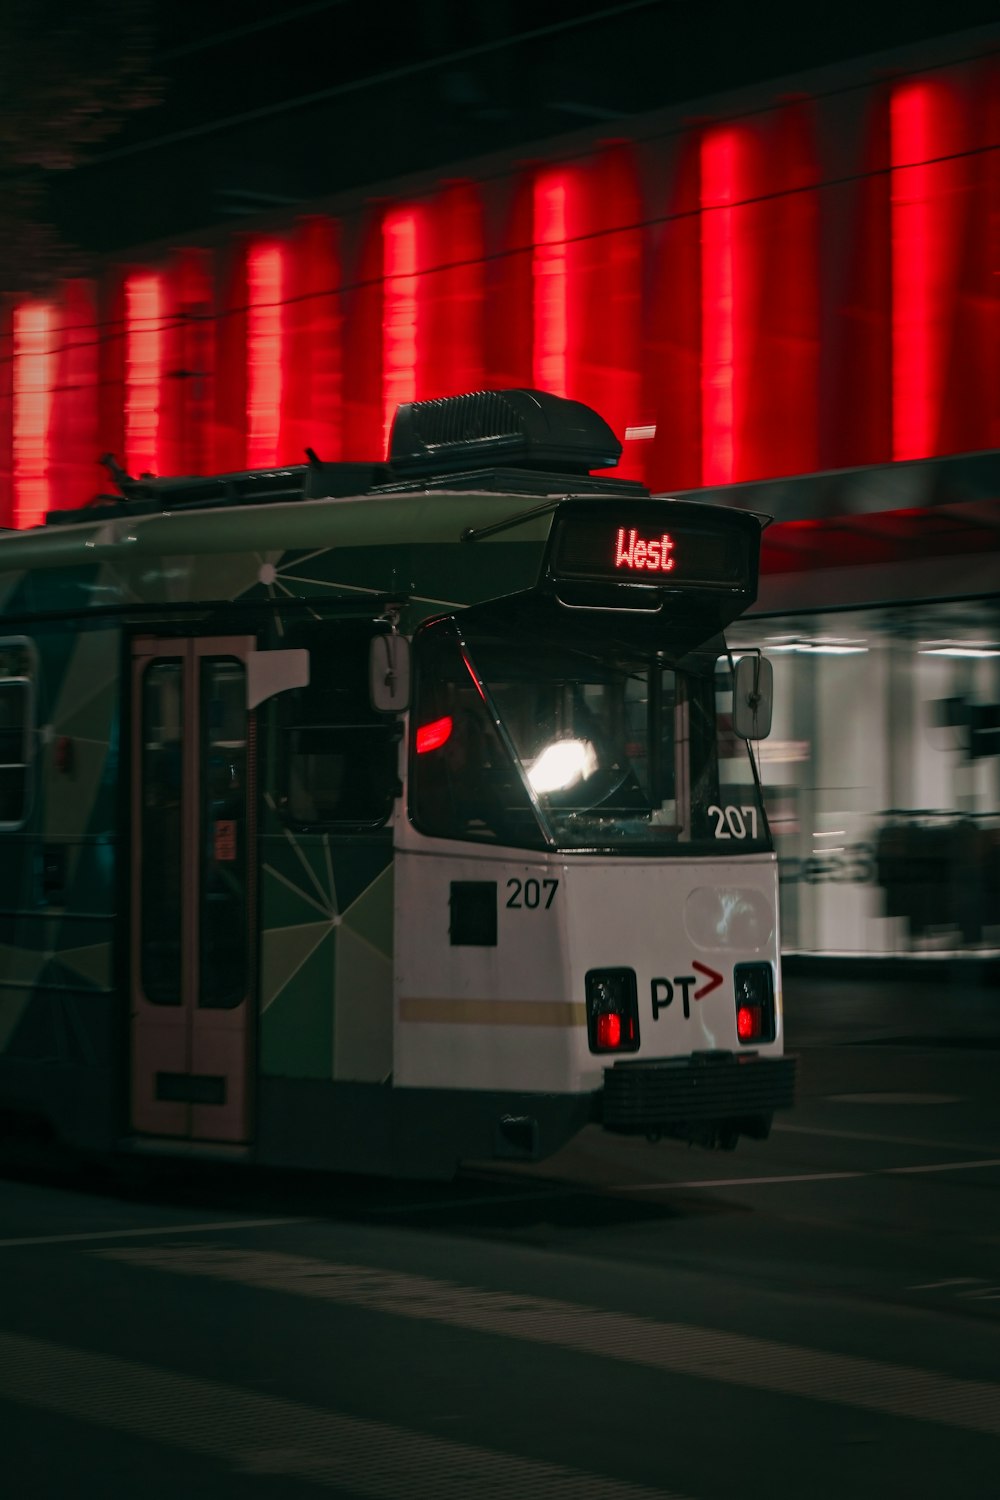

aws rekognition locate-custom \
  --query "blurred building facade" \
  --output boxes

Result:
[0,24,997,959]
[724,460,998,960]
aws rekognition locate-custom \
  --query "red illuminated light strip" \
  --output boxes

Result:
[415,715,453,754]
[382,209,419,455]
[890,83,938,462]
[700,129,738,485]
[246,243,284,468]
[124,275,162,479]
[12,303,54,529]
[533,173,568,397]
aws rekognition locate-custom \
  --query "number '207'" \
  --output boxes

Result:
[506,877,559,909]
[707,804,758,839]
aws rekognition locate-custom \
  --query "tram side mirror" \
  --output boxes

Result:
[732,655,773,740]
[370,632,410,713]
[246,648,310,709]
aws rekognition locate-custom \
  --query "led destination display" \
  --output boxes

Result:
[549,508,754,590]
[614,527,675,573]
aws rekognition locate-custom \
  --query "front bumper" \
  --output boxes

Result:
[602,1050,796,1136]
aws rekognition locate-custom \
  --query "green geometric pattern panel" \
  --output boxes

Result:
[258,826,392,1081]
[260,924,336,1079]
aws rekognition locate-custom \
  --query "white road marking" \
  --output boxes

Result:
[909,1280,1000,1303]
[885,1159,1000,1175]
[619,1171,866,1190]
[909,1278,984,1290]
[99,1245,1000,1438]
[386,1154,1000,1215]
[4,1152,997,1251]
[375,1185,587,1215]
[826,1092,962,1105]
[617,1157,1000,1192]
[774,1121,1000,1152]
[0,1331,684,1500]
[0,1216,308,1250]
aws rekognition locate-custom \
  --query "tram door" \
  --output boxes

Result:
[130,637,256,1143]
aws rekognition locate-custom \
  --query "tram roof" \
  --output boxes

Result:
[0,390,769,628]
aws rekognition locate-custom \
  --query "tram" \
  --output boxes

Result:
[0,389,794,1177]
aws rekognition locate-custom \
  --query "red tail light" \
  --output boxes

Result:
[737,1004,762,1041]
[586,969,640,1054]
[596,1012,622,1049]
[734,963,776,1045]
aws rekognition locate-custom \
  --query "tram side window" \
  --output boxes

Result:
[0,677,31,826]
[278,624,397,830]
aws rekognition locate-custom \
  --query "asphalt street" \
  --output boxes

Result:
[1,970,999,1498]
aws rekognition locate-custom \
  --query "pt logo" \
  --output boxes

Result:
[650,962,723,1020]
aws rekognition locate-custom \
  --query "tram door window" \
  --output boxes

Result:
[0,678,31,826]
[140,660,183,1005]
[200,660,249,1008]
[0,639,35,828]
[130,636,256,1144]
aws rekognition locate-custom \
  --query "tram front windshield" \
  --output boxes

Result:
[410,618,770,854]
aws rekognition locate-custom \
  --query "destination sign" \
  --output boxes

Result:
[614,527,675,573]
[549,507,753,590]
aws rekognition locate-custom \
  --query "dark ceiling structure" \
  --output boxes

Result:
[42,0,1000,256]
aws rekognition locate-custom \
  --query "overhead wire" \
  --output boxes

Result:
[1,133,998,376]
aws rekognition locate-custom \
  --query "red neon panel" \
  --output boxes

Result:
[823,93,893,468]
[552,147,644,483]
[423,183,485,402]
[246,242,284,468]
[97,272,127,486]
[648,135,703,492]
[282,217,342,464]
[891,84,933,460]
[415,716,453,754]
[533,171,569,397]
[49,280,101,511]
[589,148,643,483]
[890,82,965,461]
[749,102,820,480]
[12,303,54,528]
[941,61,1000,454]
[382,207,421,454]
[124,274,163,478]
[341,217,383,461]
[0,305,12,526]
[484,173,535,392]
[699,128,741,485]
[160,249,214,478]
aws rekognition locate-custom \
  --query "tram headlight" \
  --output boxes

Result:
[734,962,776,1045]
[586,968,640,1054]
[528,737,597,793]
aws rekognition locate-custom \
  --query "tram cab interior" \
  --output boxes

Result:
[409,614,771,856]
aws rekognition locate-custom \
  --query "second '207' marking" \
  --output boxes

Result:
[707,804,758,839]
[506,877,559,909]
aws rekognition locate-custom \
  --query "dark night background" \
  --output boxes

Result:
[2,0,999,287]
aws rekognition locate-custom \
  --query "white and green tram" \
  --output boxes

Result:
[0,389,793,1177]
